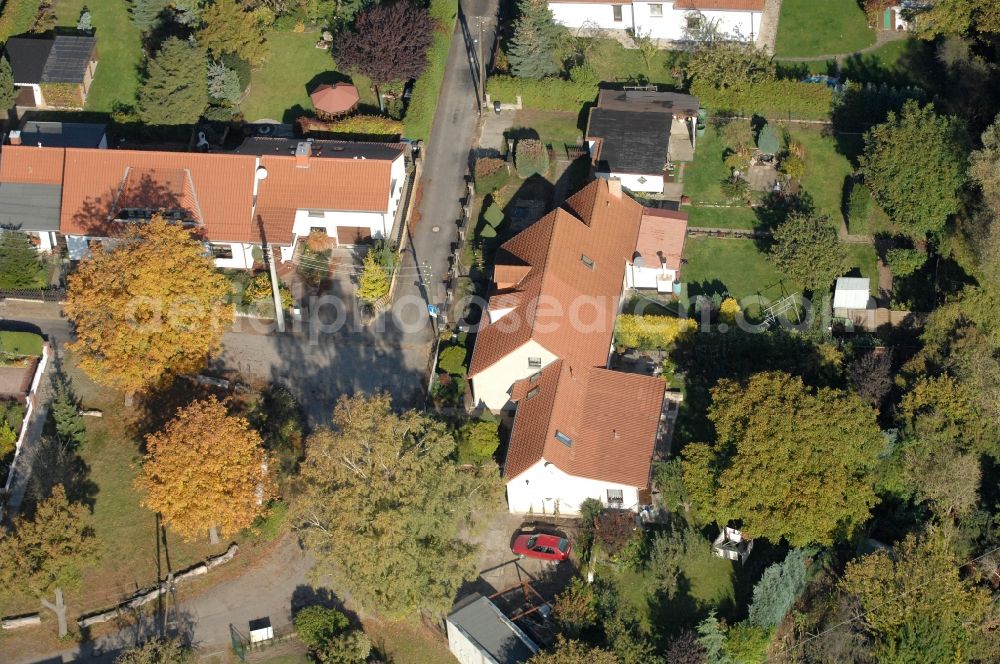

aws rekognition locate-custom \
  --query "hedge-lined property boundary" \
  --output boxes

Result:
[402,0,458,141]
[690,79,834,120]
[487,76,597,112]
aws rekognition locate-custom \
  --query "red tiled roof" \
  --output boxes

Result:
[469,179,645,376]
[116,167,204,225]
[0,145,65,184]
[636,208,688,271]
[673,0,765,10]
[254,154,394,245]
[60,149,257,242]
[506,362,664,486]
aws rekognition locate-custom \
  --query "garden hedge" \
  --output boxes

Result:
[691,79,834,121]
[615,315,696,349]
[402,0,458,141]
[487,76,597,112]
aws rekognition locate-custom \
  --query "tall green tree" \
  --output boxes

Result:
[332,1,434,85]
[841,531,995,662]
[291,393,503,617]
[682,372,883,547]
[529,638,620,664]
[770,213,847,292]
[0,57,16,110]
[128,0,168,29]
[508,0,563,79]
[138,37,209,125]
[115,638,195,664]
[198,0,270,67]
[50,376,86,448]
[860,101,968,240]
[913,0,1000,39]
[685,42,775,89]
[0,231,46,289]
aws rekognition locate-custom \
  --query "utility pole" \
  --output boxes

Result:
[478,18,485,113]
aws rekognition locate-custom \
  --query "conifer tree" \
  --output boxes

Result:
[0,231,46,289]
[508,0,563,79]
[138,37,208,125]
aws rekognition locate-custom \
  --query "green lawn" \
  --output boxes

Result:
[511,110,582,147]
[242,31,376,122]
[683,236,801,301]
[682,124,730,204]
[0,331,43,356]
[844,242,879,293]
[774,0,876,58]
[583,37,683,87]
[56,0,143,112]
[792,126,856,229]
[686,206,759,230]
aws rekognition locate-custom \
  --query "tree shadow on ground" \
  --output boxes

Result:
[753,191,815,250]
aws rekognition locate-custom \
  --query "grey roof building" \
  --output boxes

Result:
[447,593,539,664]
[3,34,99,108]
[0,182,62,232]
[15,120,108,148]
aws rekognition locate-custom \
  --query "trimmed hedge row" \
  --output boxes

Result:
[403,0,458,141]
[615,315,696,350]
[487,76,596,112]
[691,79,834,120]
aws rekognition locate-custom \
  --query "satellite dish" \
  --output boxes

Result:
[256,166,268,181]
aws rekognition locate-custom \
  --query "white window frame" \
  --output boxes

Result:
[612,4,623,22]
[607,488,624,504]
[649,3,663,18]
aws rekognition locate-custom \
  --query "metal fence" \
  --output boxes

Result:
[0,287,66,302]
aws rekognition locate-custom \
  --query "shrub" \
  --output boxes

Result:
[294,606,350,651]
[779,153,806,180]
[483,203,504,228]
[298,114,404,141]
[0,421,15,459]
[553,578,597,638]
[457,420,499,464]
[886,247,926,277]
[515,138,548,177]
[357,251,390,302]
[691,79,834,120]
[748,548,816,627]
[475,157,509,194]
[844,179,872,232]
[487,75,597,112]
[243,273,292,309]
[438,345,466,375]
[718,297,741,325]
[615,314,696,349]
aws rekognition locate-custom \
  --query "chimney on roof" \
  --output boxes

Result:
[295,141,312,168]
[608,177,622,199]
[7,130,21,146]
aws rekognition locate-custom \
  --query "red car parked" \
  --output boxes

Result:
[512,533,572,561]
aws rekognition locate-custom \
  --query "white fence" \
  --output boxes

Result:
[2,343,50,520]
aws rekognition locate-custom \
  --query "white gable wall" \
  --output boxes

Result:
[506,458,641,514]
[595,170,664,193]
[471,339,559,411]
[551,1,633,31]
[551,2,762,43]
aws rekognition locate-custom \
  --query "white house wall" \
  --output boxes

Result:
[471,339,559,411]
[506,458,641,514]
[551,2,633,31]
[291,209,389,244]
[596,171,664,193]
[211,242,256,269]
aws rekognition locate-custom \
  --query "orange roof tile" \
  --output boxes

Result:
[59,148,258,242]
[116,167,204,224]
[0,145,65,184]
[469,179,646,376]
[673,0,765,10]
[636,208,687,271]
[505,362,664,486]
[254,154,395,245]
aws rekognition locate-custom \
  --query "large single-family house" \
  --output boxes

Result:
[549,0,765,44]
[4,34,98,109]
[0,138,407,267]
[468,178,671,514]
[586,89,699,193]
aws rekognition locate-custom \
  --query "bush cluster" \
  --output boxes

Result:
[487,75,596,112]
[691,79,834,120]
[514,138,548,178]
[474,157,509,194]
[298,114,403,140]
[844,179,872,233]
[403,0,457,141]
[615,314,697,349]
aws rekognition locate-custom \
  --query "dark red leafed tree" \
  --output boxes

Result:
[333,1,434,85]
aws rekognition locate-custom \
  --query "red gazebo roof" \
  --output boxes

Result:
[310,83,360,115]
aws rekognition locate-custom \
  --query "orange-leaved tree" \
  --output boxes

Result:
[64,216,234,394]
[137,396,275,541]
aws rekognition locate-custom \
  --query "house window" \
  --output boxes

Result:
[686,13,702,31]
[211,244,234,260]
[529,371,542,383]
[607,488,624,505]
[525,387,540,400]
[580,254,595,270]
[307,210,325,218]
[554,430,572,446]
[612,4,622,21]
[528,357,542,368]
[309,227,327,236]
[649,3,663,17]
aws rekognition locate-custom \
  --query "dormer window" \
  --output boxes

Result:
[529,371,542,383]
[525,387,540,400]
[580,254,595,270]
[528,357,542,368]
[554,430,572,446]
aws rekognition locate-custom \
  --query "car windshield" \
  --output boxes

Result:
[526,536,537,548]
[557,539,569,553]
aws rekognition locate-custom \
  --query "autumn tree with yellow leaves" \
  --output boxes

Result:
[65,217,234,395]
[137,397,275,541]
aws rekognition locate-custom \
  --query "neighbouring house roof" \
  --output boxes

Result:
[448,593,538,664]
[596,89,700,116]
[255,153,397,245]
[0,182,62,231]
[469,179,646,377]
[0,142,402,245]
[18,121,107,148]
[41,35,96,84]
[635,208,688,271]
[0,358,37,400]
[673,0,766,11]
[506,361,665,486]
[4,37,53,84]
[4,35,95,85]
[833,277,871,310]
[233,137,405,162]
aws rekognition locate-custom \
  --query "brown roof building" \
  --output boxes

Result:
[469,179,671,514]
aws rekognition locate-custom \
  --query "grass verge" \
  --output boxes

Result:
[774,0,876,58]
[403,0,457,142]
